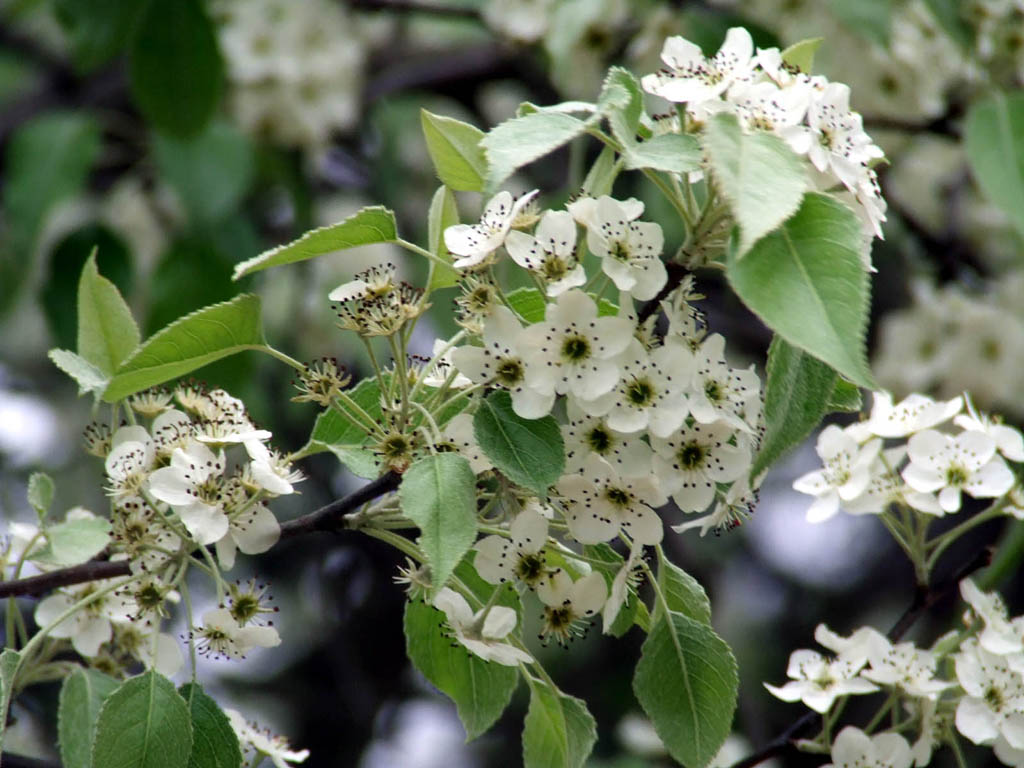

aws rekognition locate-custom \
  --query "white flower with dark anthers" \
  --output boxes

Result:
[452,304,555,418]
[793,425,883,523]
[680,333,761,432]
[114,624,183,678]
[148,441,229,545]
[955,639,1024,751]
[505,210,585,296]
[902,428,1014,514]
[444,189,539,269]
[104,426,156,504]
[855,167,888,240]
[861,636,954,699]
[34,579,135,658]
[194,607,280,661]
[578,340,691,437]
[842,448,944,517]
[822,727,913,768]
[557,454,666,546]
[243,439,303,496]
[147,409,195,459]
[328,263,397,303]
[573,196,667,300]
[848,391,963,441]
[226,708,310,768]
[960,578,1023,656]
[473,508,550,588]
[519,289,634,402]
[727,79,811,147]
[215,502,282,570]
[814,624,890,666]
[955,401,1024,463]
[641,27,756,105]
[440,412,492,474]
[562,407,653,478]
[421,337,473,389]
[764,648,878,714]
[672,474,759,536]
[536,569,607,646]
[803,82,885,192]
[432,587,533,666]
[652,420,749,514]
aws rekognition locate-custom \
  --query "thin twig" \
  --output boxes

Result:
[346,0,479,17]
[637,262,690,324]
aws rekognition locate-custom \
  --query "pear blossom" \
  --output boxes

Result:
[473,508,549,588]
[961,578,1023,656]
[861,636,954,699]
[822,727,913,768]
[814,624,889,666]
[148,441,229,545]
[841,447,943,517]
[792,425,882,523]
[803,82,885,192]
[910,697,943,767]
[194,607,280,660]
[641,27,756,105]
[954,639,1024,750]
[104,426,156,503]
[328,263,397,303]
[226,708,309,768]
[34,579,134,658]
[215,502,282,570]
[505,210,585,296]
[728,79,811,149]
[652,420,750,513]
[444,189,539,268]
[562,407,653,478]
[854,391,962,440]
[902,428,1014,513]
[537,569,607,645]
[602,544,641,633]
[680,333,761,432]
[421,337,472,389]
[440,413,492,474]
[244,439,303,496]
[432,587,533,666]
[764,648,878,713]
[955,401,1024,463]
[672,474,759,536]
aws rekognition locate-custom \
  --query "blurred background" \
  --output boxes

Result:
[1,0,1023,765]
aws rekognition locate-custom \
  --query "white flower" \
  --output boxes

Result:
[440,413,492,474]
[505,210,585,296]
[328,263,396,303]
[902,429,1014,513]
[728,79,811,149]
[473,508,549,588]
[855,391,962,440]
[432,587,533,666]
[792,425,882,523]
[672,474,758,536]
[444,189,539,269]
[955,639,1024,750]
[861,636,954,699]
[641,27,756,104]
[215,503,282,570]
[814,624,889,666]
[194,607,280,660]
[955,401,1024,463]
[804,82,884,192]
[104,426,155,503]
[244,439,303,496]
[682,333,761,432]
[910,697,943,767]
[960,578,1023,656]
[562,406,653,478]
[421,337,472,389]
[148,441,229,545]
[764,649,878,713]
[602,543,641,633]
[841,447,944,517]
[34,579,134,658]
[226,708,309,768]
[822,727,913,768]
[537,569,607,645]
[652,420,750,513]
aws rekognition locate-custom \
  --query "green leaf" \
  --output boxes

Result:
[31,517,112,567]
[601,67,643,146]
[427,185,460,292]
[59,668,120,768]
[92,670,193,768]
[780,37,823,72]
[178,683,242,768]
[751,335,839,479]
[481,112,588,193]
[421,110,487,192]
[0,649,22,751]
[146,238,238,336]
[232,206,398,280]
[296,378,383,453]
[128,0,223,138]
[27,472,54,517]
[965,91,1024,241]
[657,560,711,626]
[153,121,254,225]
[77,252,140,376]
[404,597,519,740]
[828,377,863,412]
[505,287,616,324]
[633,612,738,768]
[399,453,478,597]
[921,0,973,49]
[582,146,619,198]
[726,193,876,389]
[624,134,701,175]
[103,294,266,402]
[54,0,144,72]
[828,0,892,47]
[474,391,565,496]
[522,682,597,768]
[704,113,807,257]
[49,349,109,397]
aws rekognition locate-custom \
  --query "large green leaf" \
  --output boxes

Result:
[153,121,254,226]
[633,612,738,768]
[91,670,193,768]
[481,112,588,193]
[473,391,565,496]
[427,185,460,292]
[103,294,266,402]
[704,113,807,257]
[232,206,397,280]
[59,668,121,768]
[179,683,242,768]
[752,335,841,479]
[399,453,478,597]
[421,110,487,192]
[965,91,1024,240]
[404,598,519,740]
[657,559,711,626]
[54,0,144,72]
[522,682,597,768]
[828,377,863,412]
[128,0,223,138]
[77,252,140,376]
[624,134,701,175]
[30,517,112,567]
[726,193,876,389]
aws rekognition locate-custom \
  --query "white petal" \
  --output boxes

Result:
[233,506,281,554]
[481,606,517,640]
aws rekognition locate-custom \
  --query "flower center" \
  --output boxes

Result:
[626,378,655,407]
[704,379,724,404]
[585,426,612,454]
[605,486,631,508]
[677,441,707,470]
[561,335,591,362]
[945,464,968,487]
[495,357,525,387]
[515,553,546,585]
[541,256,569,281]
[985,685,1004,711]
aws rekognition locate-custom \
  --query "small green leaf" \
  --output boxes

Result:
[31,517,112,567]
[505,287,616,324]
[179,683,242,768]
[581,146,619,198]
[92,670,193,768]
[633,612,738,768]
[704,113,807,257]
[49,349,109,397]
[482,112,588,193]
[751,335,840,479]
[153,121,254,225]
[232,206,398,280]
[103,294,267,402]
[404,597,519,740]
[474,391,565,496]
[295,378,384,454]
[421,110,487,192]
[27,472,54,517]
[657,560,711,626]
[128,0,223,138]
[54,0,144,72]
[726,193,876,389]
[600,67,643,146]
[624,134,701,175]
[427,185,460,292]
[965,91,1024,241]
[780,37,823,72]
[0,649,23,751]
[399,453,478,597]
[77,252,140,376]
[59,668,120,768]
[829,0,892,47]
[522,681,597,768]
[828,377,863,412]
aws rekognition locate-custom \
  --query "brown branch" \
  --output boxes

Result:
[3,753,61,768]
[637,262,691,324]
[346,0,479,17]
[0,472,401,600]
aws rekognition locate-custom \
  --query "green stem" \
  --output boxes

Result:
[362,528,423,562]
[262,345,306,372]
[927,501,1007,571]
[180,578,198,681]
[395,237,453,270]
